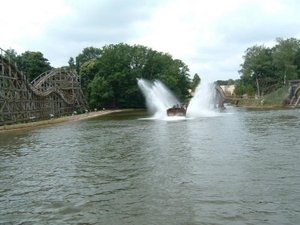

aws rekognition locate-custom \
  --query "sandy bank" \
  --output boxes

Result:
[0,109,125,133]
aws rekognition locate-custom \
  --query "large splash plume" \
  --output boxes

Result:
[138,78,219,119]
[137,79,179,119]
[186,81,218,117]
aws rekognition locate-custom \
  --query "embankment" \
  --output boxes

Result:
[233,86,290,109]
[0,110,126,133]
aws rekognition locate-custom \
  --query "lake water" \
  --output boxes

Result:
[0,107,299,225]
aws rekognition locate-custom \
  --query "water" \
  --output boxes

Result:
[0,108,300,225]
[137,78,218,119]
[137,79,180,119]
[187,81,218,117]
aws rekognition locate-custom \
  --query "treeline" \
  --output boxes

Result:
[4,43,202,109]
[9,37,297,107]
[4,49,52,81]
[71,44,192,109]
[219,37,300,96]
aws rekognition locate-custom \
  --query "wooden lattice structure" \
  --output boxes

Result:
[288,80,300,107]
[0,48,87,125]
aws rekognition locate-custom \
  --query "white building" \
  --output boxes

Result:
[220,85,235,96]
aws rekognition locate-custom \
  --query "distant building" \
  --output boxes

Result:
[220,85,235,96]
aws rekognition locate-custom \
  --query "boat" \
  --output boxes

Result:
[167,105,187,116]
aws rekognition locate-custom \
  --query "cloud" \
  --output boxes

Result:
[130,0,246,80]
[0,0,68,50]
[2,0,300,82]
[17,0,163,66]
[216,0,300,45]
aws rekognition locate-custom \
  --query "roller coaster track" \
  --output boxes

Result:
[288,82,300,107]
[0,47,87,125]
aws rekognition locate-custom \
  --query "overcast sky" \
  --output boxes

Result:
[1,0,300,82]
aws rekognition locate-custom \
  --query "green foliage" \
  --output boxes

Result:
[17,51,52,81]
[238,37,300,96]
[79,59,101,96]
[272,38,300,81]
[191,73,201,90]
[78,43,191,109]
[234,81,255,96]
[4,48,18,62]
[233,82,243,96]
[75,47,102,73]
[88,75,113,108]
[240,45,274,96]
[68,57,76,70]
[4,45,190,109]
[263,85,289,105]
[244,84,255,96]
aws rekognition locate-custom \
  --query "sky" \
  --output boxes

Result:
[1,0,300,82]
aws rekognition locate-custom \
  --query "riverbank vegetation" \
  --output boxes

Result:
[4,37,300,110]
[5,44,194,109]
[75,44,191,109]
[220,38,300,98]
[232,85,289,108]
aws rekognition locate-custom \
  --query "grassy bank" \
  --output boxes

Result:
[0,110,124,133]
[234,85,289,109]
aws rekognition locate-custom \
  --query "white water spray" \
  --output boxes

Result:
[137,79,180,119]
[186,81,218,117]
[138,78,219,119]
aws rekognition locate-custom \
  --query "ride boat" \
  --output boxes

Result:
[166,104,187,116]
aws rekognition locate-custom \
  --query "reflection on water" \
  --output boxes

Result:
[0,108,300,224]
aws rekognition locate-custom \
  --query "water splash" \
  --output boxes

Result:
[137,78,179,119]
[186,81,219,117]
[138,78,219,120]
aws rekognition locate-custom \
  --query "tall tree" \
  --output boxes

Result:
[4,48,18,63]
[79,43,191,109]
[79,58,101,98]
[191,73,201,91]
[68,57,76,70]
[272,38,300,82]
[17,51,52,81]
[240,45,273,96]
[75,47,102,73]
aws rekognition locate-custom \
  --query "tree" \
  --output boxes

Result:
[4,48,18,62]
[79,58,101,97]
[191,73,201,90]
[17,51,52,81]
[68,57,76,70]
[75,47,102,73]
[294,48,300,78]
[78,43,191,109]
[238,37,300,96]
[239,45,274,96]
[272,38,300,82]
[88,75,113,108]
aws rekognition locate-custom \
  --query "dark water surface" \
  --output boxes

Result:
[0,107,299,224]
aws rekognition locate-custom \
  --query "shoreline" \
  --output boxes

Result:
[235,104,287,109]
[0,109,126,133]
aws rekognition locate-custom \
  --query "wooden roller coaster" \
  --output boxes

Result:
[0,48,87,125]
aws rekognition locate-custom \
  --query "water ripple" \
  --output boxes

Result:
[0,109,300,224]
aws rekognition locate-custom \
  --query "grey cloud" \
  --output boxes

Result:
[33,0,165,66]
[18,0,300,80]
[216,1,300,45]
[49,0,161,43]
